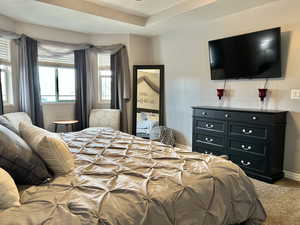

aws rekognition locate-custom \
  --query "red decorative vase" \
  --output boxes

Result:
[217,89,225,100]
[258,88,267,101]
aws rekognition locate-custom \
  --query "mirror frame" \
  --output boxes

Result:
[132,65,165,136]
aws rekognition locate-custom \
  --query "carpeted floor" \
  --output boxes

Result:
[252,178,300,225]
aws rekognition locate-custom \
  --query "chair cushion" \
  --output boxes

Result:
[19,122,75,175]
[0,168,20,209]
[89,109,120,130]
[3,112,32,133]
[0,116,19,134]
[0,125,52,185]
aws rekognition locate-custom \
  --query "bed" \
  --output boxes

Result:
[0,127,266,225]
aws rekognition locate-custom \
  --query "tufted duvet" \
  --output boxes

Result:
[0,128,266,225]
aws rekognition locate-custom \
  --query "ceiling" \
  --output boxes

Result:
[84,0,188,17]
[0,0,281,36]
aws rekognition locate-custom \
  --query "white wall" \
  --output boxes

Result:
[0,15,16,31]
[151,0,300,174]
[128,34,154,132]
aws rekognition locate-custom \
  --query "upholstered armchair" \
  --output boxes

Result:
[89,109,120,130]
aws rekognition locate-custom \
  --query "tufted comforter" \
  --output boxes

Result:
[0,128,266,225]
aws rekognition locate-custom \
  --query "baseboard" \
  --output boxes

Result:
[175,143,192,151]
[284,170,300,181]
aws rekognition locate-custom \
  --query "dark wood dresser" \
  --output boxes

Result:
[192,106,287,183]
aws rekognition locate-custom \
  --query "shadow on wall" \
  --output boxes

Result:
[173,129,189,146]
[281,31,291,76]
[284,112,300,172]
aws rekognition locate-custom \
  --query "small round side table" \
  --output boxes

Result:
[53,120,79,132]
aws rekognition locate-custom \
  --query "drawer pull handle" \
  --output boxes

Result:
[241,160,251,166]
[225,114,230,118]
[202,112,208,116]
[252,116,257,120]
[205,124,214,129]
[241,145,252,151]
[205,137,214,143]
[242,129,253,135]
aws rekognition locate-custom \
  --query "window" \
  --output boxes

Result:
[0,65,10,103]
[98,54,111,102]
[38,49,75,103]
[0,38,12,104]
[39,66,75,103]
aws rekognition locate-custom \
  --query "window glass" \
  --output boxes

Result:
[0,38,12,104]
[58,68,75,101]
[0,70,7,102]
[39,66,76,103]
[39,66,56,102]
[98,54,111,102]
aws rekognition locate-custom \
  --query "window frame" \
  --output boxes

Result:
[98,70,112,103]
[0,66,10,104]
[0,38,13,105]
[39,65,76,103]
[97,54,112,103]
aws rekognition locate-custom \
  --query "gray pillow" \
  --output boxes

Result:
[0,124,52,185]
[0,116,19,135]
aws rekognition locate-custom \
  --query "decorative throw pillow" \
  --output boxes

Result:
[0,125,52,185]
[19,122,75,175]
[0,116,19,135]
[3,112,32,133]
[0,168,21,209]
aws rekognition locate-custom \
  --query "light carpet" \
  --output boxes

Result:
[252,179,300,225]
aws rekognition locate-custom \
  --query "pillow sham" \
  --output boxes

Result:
[0,125,52,185]
[19,122,75,175]
[0,168,20,209]
[0,116,19,135]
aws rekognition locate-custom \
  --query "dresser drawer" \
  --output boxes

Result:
[230,111,276,125]
[228,139,267,156]
[194,109,230,120]
[194,133,225,148]
[194,119,225,133]
[230,153,266,173]
[229,123,268,140]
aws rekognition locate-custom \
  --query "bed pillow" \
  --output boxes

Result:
[0,125,52,185]
[3,112,32,133]
[19,122,75,175]
[0,168,21,209]
[0,116,19,135]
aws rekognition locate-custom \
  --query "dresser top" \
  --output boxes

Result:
[192,106,288,114]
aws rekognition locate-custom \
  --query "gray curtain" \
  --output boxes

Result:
[111,47,131,133]
[18,35,44,127]
[75,49,92,130]
[0,69,3,115]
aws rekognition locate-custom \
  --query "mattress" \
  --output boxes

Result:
[0,127,266,225]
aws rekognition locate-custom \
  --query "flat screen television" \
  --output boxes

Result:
[209,27,281,80]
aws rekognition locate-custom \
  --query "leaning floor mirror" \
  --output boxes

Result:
[132,65,164,139]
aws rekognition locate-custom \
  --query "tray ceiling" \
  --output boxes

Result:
[85,0,189,16]
[0,0,281,35]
